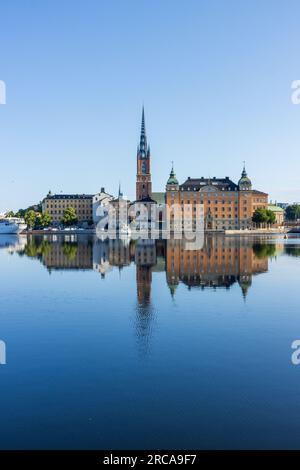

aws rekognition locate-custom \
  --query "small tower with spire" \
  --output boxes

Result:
[136,106,152,200]
[166,162,179,191]
[238,162,252,191]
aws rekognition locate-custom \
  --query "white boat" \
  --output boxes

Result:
[0,218,27,234]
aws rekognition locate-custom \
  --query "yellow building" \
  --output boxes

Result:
[42,194,93,225]
[267,204,284,226]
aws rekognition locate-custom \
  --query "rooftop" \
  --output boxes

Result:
[152,192,166,205]
[46,194,93,200]
[268,204,284,212]
[180,177,238,191]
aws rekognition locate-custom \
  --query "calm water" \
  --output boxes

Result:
[0,233,300,449]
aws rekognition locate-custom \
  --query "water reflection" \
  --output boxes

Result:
[3,233,284,353]
[2,234,288,301]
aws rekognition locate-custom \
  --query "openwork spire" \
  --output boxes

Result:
[138,106,148,156]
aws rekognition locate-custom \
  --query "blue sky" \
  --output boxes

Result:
[0,0,300,211]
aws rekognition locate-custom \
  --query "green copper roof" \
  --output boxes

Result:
[267,204,284,212]
[167,164,179,185]
[152,192,166,205]
[238,163,252,186]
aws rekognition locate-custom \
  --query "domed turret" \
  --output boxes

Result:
[166,163,179,185]
[238,163,252,190]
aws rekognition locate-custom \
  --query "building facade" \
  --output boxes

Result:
[165,164,268,231]
[42,194,93,225]
[92,188,114,225]
[267,204,284,226]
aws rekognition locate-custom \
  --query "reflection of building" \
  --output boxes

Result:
[165,236,268,297]
[135,239,156,304]
[93,239,112,277]
[108,238,131,268]
[20,235,270,300]
[41,237,93,269]
[165,164,268,231]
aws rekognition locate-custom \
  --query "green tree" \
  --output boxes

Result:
[286,204,300,221]
[265,209,276,225]
[39,211,52,228]
[252,208,268,225]
[5,210,15,217]
[15,209,26,217]
[24,210,36,229]
[62,207,78,226]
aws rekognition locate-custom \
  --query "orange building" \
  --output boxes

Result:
[165,164,268,231]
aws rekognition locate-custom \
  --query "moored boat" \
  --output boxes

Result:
[0,218,27,234]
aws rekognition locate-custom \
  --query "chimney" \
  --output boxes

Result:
[101,187,105,193]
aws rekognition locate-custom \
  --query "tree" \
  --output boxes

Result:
[252,208,268,225]
[265,209,276,225]
[62,207,78,226]
[24,210,36,229]
[286,204,300,221]
[15,209,26,217]
[5,210,15,217]
[39,211,52,228]
[252,208,276,227]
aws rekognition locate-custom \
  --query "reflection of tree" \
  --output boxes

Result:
[23,239,51,258]
[62,243,78,260]
[253,243,276,259]
[284,246,300,257]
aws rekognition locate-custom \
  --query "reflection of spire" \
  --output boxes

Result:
[135,299,155,358]
[168,282,178,299]
[135,265,155,357]
[134,240,156,357]
[118,181,123,198]
[238,275,252,300]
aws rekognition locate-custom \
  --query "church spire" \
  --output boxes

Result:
[138,106,148,156]
[136,106,152,200]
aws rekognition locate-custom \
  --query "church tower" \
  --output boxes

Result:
[136,107,152,200]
